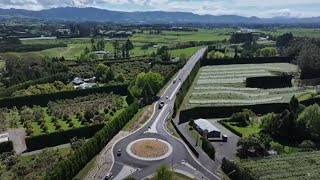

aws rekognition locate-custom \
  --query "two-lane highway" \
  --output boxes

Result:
[109,48,220,180]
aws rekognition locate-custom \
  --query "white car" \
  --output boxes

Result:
[166,96,169,99]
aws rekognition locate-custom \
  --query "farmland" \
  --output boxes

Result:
[187,63,317,107]
[0,93,127,136]
[239,151,320,179]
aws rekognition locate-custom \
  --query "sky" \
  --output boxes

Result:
[1,0,320,18]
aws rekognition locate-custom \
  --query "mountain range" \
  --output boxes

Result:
[1,7,320,24]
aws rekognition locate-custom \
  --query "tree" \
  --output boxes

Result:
[84,47,90,55]
[155,165,172,180]
[298,104,320,141]
[84,109,95,120]
[96,40,105,51]
[157,46,171,61]
[276,33,293,48]
[208,50,225,59]
[90,38,95,50]
[259,47,277,57]
[237,134,268,158]
[124,39,134,58]
[296,42,320,78]
[95,63,109,79]
[112,41,120,58]
[70,137,86,151]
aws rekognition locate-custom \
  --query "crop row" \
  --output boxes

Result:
[189,96,283,105]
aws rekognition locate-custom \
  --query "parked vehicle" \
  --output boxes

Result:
[104,172,113,180]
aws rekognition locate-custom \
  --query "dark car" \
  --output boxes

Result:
[158,101,165,109]
[104,172,113,180]
[117,149,122,156]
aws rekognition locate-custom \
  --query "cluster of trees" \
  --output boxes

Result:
[229,33,255,44]
[259,96,320,148]
[153,46,171,61]
[129,72,164,103]
[229,109,256,127]
[95,63,126,83]
[0,149,69,180]
[237,134,271,158]
[207,50,226,59]
[111,39,134,59]
[276,33,294,48]
[1,54,68,87]
[11,81,73,97]
[256,47,277,57]
[46,100,139,180]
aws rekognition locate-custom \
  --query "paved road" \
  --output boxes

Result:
[109,48,220,180]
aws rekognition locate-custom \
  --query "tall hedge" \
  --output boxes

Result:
[221,158,257,180]
[204,56,293,66]
[25,124,105,152]
[0,84,129,108]
[202,139,215,160]
[0,141,14,153]
[173,50,206,116]
[45,100,139,180]
[246,75,293,89]
[179,103,289,123]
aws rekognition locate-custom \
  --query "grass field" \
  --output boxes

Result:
[187,63,317,107]
[259,28,320,38]
[239,150,320,179]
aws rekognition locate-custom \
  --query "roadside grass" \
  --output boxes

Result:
[73,155,98,180]
[165,120,180,139]
[122,107,146,131]
[184,123,202,147]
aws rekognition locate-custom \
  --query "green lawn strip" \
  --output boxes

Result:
[122,108,145,131]
[30,122,43,136]
[169,46,204,57]
[148,171,193,180]
[43,108,56,133]
[73,155,97,180]
[71,116,83,128]
[224,121,262,138]
[58,119,71,130]
[184,123,202,147]
[165,120,181,139]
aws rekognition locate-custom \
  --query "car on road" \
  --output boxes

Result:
[117,149,122,156]
[103,172,113,180]
[166,96,169,99]
[158,101,165,109]
[173,79,176,84]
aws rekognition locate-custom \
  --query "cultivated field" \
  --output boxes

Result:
[239,151,320,179]
[188,63,317,107]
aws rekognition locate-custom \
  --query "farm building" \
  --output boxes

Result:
[194,119,221,138]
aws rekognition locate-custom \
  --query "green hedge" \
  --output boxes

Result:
[0,73,71,98]
[204,57,293,66]
[25,124,105,152]
[246,75,293,89]
[301,97,320,106]
[0,141,14,153]
[173,49,206,116]
[219,121,243,137]
[45,100,139,180]
[179,103,289,123]
[221,158,257,180]
[202,139,215,160]
[0,84,129,108]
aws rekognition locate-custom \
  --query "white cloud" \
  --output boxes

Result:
[0,0,319,17]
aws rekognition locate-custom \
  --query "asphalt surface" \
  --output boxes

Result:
[109,48,220,180]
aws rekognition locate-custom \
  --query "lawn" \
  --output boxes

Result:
[0,60,5,69]
[170,46,204,57]
[184,123,202,147]
[224,121,262,137]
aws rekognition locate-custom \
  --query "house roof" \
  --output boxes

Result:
[194,119,220,133]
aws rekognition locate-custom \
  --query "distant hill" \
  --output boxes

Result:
[0,7,320,24]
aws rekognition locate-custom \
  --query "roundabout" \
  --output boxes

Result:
[126,138,173,161]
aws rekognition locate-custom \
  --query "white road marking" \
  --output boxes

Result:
[169,82,182,100]
[148,105,168,133]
